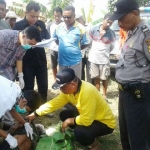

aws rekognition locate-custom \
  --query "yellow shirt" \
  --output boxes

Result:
[36,81,116,129]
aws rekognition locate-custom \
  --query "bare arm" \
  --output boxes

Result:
[0,129,8,138]
[16,60,22,73]
[9,109,26,125]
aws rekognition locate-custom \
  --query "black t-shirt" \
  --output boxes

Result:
[13,18,50,66]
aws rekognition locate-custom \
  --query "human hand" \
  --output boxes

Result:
[61,118,75,133]
[18,72,24,89]
[24,123,33,140]
[26,113,36,123]
[5,134,18,149]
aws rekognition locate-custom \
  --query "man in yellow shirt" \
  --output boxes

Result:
[27,68,116,149]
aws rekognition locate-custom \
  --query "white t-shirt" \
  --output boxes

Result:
[49,23,58,51]
[88,24,115,64]
[0,75,21,118]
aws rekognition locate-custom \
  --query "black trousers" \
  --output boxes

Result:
[59,109,114,146]
[119,83,150,150]
[23,65,48,104]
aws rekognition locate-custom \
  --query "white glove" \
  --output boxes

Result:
[5,134,18,149]
[24,123,33,140]
[18,72,24,89]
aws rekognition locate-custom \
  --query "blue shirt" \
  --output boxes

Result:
[53,21,90,66]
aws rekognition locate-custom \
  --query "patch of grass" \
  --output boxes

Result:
[98,126,121,150]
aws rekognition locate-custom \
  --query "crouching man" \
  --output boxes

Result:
[0,75,33,150]
[27,68,116,149]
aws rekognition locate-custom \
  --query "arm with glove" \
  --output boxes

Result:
[16,60,24,89]
[9,109,33,140]
[0,129,18,149]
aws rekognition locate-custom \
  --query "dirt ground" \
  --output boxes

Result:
[33,51,120,149]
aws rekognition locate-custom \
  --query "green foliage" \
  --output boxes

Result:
[107,0,150,13]
[81,7,86,23]
[36,128,75,150]
[48,0,74,18]
[8,0,74,21]
[92,18,103,25]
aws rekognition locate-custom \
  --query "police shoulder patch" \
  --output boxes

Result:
[145,38,150,52]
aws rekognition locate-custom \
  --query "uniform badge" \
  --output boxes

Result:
[129,40,134,48]
[38,26,42,31]
[145,39,150,52]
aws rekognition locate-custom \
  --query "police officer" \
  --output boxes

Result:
[14,2,50,103]
[110,0,150,150]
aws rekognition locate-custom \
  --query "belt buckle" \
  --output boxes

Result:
[118,83,123,91]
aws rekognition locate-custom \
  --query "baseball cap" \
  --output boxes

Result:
[110,0,139,21]
[6,11,17,18]
[52,68,75,90]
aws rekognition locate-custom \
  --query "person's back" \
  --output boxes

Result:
[0,29,25,80]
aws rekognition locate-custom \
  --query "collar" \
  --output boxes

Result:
[62,20,78,30]
[129,20,146,35]
[75,79,82,94]
[22,17,40,26]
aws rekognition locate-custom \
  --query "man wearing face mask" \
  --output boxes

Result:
[0,25,41,89]
[13,2,50,104]
[0,75,33,150]
[88,13,116,100]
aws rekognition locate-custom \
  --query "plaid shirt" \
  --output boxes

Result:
[0,29,25,80]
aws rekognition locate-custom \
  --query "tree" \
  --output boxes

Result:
[48,0,74,18]
[7,0,74,21]
[107,0,150,13]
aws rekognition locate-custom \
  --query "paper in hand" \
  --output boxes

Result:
[32,38,57,48]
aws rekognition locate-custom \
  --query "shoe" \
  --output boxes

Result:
[90,139,101,150]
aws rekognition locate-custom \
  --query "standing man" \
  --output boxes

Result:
[53,5,91,79]
[5,11,17,29]
[75,14,92,83]
[111,0,150,149]
[14,2,50,103]
[0,0,11,30]
[47,7,62,80]
[89,14,115,99]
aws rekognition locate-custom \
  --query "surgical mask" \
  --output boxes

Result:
[15,105,27,114]
[21,44,32,50]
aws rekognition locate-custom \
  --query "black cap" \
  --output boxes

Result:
[110,0,139,21]
[52,68,75,90]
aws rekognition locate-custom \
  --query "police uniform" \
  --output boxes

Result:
[116,20,150,150]
[13,18,50,103]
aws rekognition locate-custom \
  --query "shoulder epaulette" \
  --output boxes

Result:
[141,25,150,36]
